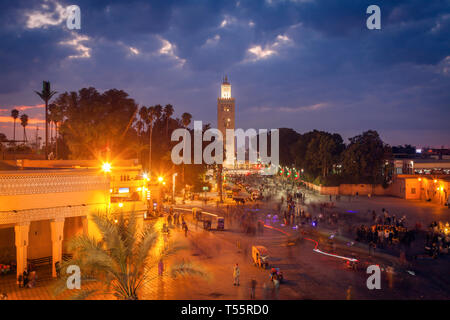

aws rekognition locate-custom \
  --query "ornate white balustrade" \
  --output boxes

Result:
[0,170,110,224]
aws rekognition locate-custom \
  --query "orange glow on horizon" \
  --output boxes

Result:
[0,116,45,124]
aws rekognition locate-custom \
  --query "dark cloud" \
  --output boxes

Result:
[0,0,449,147]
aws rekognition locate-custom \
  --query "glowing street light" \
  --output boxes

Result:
[158,176,164,183]
[102,162,112,173]
[143,173,150,181]
[118,202,123,208]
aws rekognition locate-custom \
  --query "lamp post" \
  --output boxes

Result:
[172,173,178,204]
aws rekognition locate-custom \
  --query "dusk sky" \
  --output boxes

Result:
[0,0,449,147]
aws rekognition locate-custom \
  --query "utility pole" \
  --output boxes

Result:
[44,82,49,159]
[218,164,223,203]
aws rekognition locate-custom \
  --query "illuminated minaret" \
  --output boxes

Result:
[217,76,235,165]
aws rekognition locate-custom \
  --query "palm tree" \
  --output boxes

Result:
[163,104,174,138]
[181,113,192,199]
[20,114,29,143]
[10,109,19,143]
[35,81,57,159]
[138,106,148,132]
[154,104,163,121]
[48,104,55,151]
[53,212,204,300]
[136,120,144,137]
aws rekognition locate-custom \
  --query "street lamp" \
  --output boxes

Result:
[102,162,112,173]
[172,173,178,204]
[158,176,164,183]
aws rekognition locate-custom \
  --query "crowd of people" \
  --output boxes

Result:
[355,209,415,249]
[17,270,37,288]
[355,224,413,248]
[164,208,189,237]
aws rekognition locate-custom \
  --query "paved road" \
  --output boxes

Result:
[145,198,449,300]
[160,175,450,300]
[2,177,448,300]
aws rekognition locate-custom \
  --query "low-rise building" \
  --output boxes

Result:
[0,159,161,280]
[394,175,450,205]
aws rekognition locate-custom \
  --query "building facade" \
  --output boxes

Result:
[0,159,160,280]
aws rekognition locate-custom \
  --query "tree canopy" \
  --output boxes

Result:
[56,88,138,160]
[52,87,208,190]
[341,130,391,184]
[280,128,391,185]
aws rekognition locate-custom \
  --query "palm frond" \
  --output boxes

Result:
[124,211,138,257]
[52,210,205,300]
[90,212,127,264]
[134,224,158,271]
[34,91,44,100]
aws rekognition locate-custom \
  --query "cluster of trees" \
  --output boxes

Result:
[0,84,398,188]
[279,128,392,185]
[0,109,32,154]
[0,86,216,192]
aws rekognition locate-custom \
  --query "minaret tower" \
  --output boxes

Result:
[217,76,235,165]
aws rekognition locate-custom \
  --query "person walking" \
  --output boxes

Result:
[369,241,376,257]
[346,286,352,300]
[183,222,189,237]
[233,263,240,286]
[386,266,394,289]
